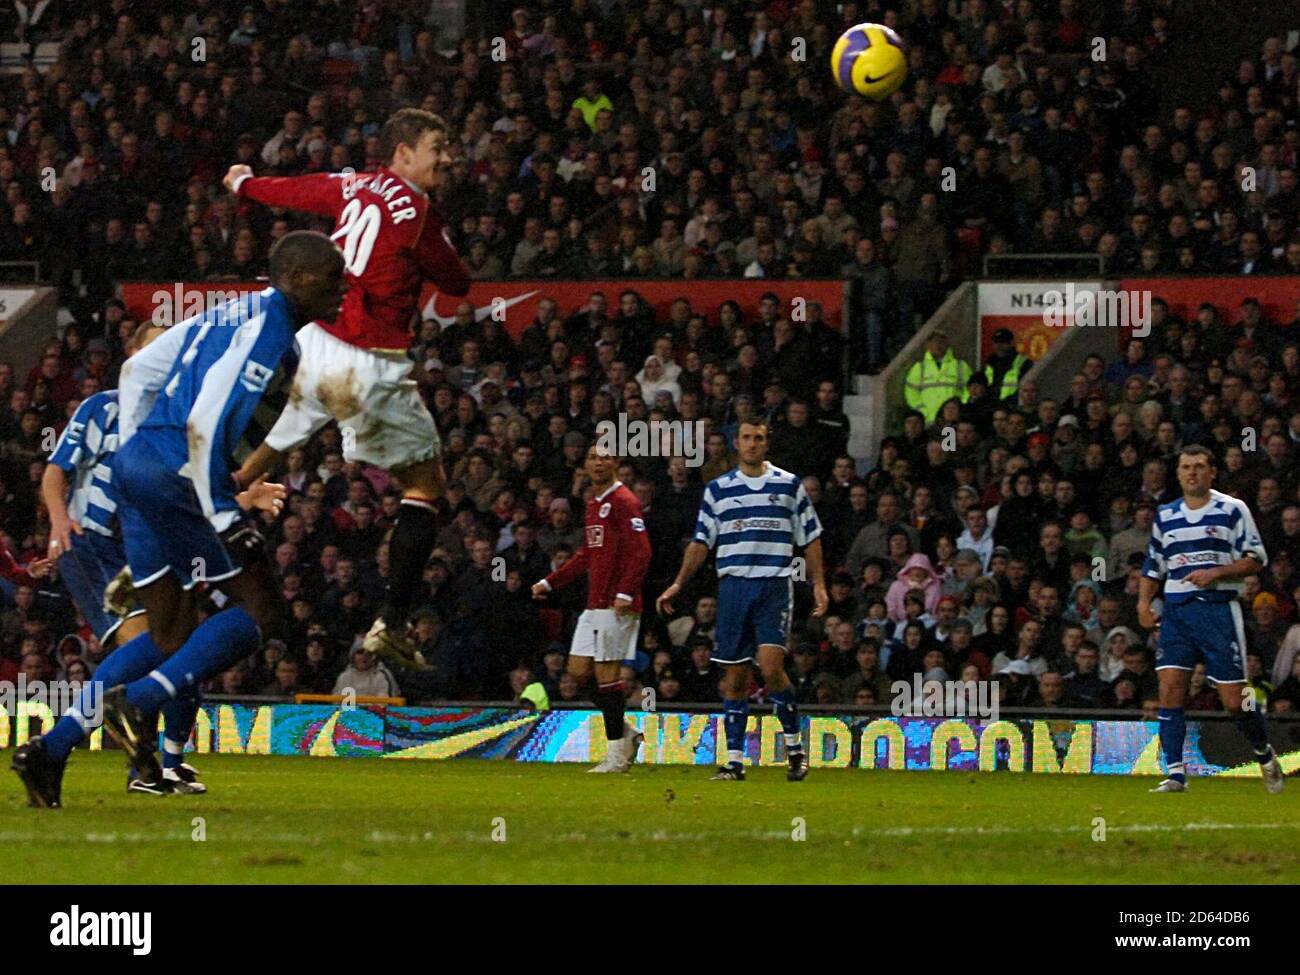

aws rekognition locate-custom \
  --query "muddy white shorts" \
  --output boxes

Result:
[266,322,440,468]
[570,608,641,662]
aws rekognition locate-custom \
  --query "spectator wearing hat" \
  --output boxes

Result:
[333,642,400,699]
[1247,593,1287,669]
[982,328,1034,403]
[996,659,1037,706]
[636,355,682,406]
[1098,625,1141,682]
[885,553,944,623]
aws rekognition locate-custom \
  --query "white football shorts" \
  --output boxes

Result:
[569,607,641,662]
[266,322,440,469]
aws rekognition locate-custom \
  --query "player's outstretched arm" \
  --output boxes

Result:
[533,545,589,599]
[228,166,343,217]
[657,540,709,616]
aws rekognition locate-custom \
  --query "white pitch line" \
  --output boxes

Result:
[855,821,1300,838]
[0,821,1296,847]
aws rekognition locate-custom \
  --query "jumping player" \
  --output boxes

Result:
[657,420,828,781]
[223,107,470,668]
[1139,445,1285,793]
[531,444,651,772]
[11,232,344,807]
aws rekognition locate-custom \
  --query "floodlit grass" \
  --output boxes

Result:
[3,752,1297,883]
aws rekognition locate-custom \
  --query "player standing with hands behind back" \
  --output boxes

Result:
[657,420,828,782]
[532,444,652,773]
[1139,445,1284,793]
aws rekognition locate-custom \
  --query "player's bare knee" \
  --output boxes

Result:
[721,665,748,696]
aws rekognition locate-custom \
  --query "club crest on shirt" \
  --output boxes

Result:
[240,360,275,393]
[599,502,611,518]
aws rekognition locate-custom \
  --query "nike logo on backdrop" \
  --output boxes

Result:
[422,291,540,327]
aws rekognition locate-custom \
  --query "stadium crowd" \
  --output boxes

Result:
[2,1,1300,715]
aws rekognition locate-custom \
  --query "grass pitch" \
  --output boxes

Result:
[2,752,1297,883]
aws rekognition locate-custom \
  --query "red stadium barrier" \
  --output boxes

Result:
[120,279,846,340]
[1119,276,1300,332]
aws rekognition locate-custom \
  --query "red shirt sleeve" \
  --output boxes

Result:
[413,206,470,297]
[544,544,589,592]
[611,492,651,605]
[237,173,344,218]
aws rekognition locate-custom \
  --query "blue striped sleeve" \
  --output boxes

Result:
[48,397,95,473]
[1141,515,1165,580]
[1231,501,1268,566]
[792,481,822,547]
[693,483,719,548]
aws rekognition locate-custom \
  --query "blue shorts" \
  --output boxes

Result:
[114,436,240,591]
[713,575,793,665]
[58,530,141,645]
[1156,597,1247,684]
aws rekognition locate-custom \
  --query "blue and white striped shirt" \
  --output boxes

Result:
[693,463,822,578]
[1142,490,1267,604]
[48,391,120,537]
[131,287,300,532]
